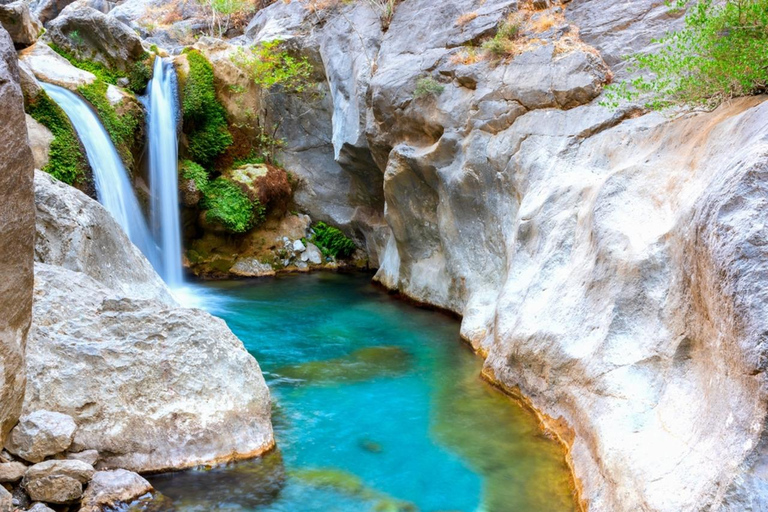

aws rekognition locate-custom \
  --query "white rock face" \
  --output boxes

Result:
[79,469,152,512]
[301,243,323,265]
[18,42,96,90]
[34,170,175,305]
[5,410,76,463]
[26,262,274,473]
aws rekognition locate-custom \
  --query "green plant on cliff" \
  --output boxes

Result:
[603,0,768,110]
[413,76,445,99]
[198,0,256,37]
[78,80,142,170]
[230,40,312,93]
[311,222,356,259]
[49,43,155,94]
[25,91,88,185]
[182,49,233,167]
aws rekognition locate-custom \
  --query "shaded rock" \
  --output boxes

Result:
[0,461,26,482]
[25,474,82,504]
[34,170,175,305]
[44,4,144,73]
[5,410,76,463]
[79,469,152,512]
[29,0,77,24]
[25,114,53,170]
[25,262,274,472]
[18,42,95,90]
[0,486,10,512]
[23,459,94,484]
[230,258,276,278]
[0,25,35,451]
[0,1,42,48]
[65,449,98,466]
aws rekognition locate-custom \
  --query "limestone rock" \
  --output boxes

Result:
[27,503,55,512]
[292,239,306,252]
[25,115,53,170]
[230,258,276,278]
[23,459,94,484]
[25,474,82,504]
[79,469,152,512]
[25,262,274,472]
[0,1,42,48]
[5,410,76,463]
[301,243,323,265]
[0,25,35,451]
[0,461,27,482]
[29,0,77,24]
[18,42,95,90]
[34,170,175,305]
[65,449,98,466]
[44,5,145,73]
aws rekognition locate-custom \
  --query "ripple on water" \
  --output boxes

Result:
[147,273,577,512]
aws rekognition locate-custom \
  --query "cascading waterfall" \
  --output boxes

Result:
[146,57,183,288]
[42,83,160,269]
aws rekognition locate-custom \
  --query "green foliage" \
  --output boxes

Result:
[182,49,233,167]
[603,0,768,109]
[78,80,141,169]
[481,18,520,56]
[413,76,445,99]
[127,57,153,94]
[182,159,264,234]
[232,152,266,168]
[49,42,153,93]
[312,222,356,259]
[201,177,264,233]
[230,40,313,92]
[199,0,256,37]
[25,91,88,185]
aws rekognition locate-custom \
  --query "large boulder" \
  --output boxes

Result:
[18,42,95,90]
[79,469,152,512]
[34,170,175,305]
[26,262,274,472]
[4,410,76,462]
[44,4,145,73]
[0,1,42,48]
[0,26,34,450]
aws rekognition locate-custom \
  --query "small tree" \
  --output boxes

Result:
[199,0,255,38]
[603,0,768,110]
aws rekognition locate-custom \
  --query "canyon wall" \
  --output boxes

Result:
[245,0,768,510]
[0,25,35,447]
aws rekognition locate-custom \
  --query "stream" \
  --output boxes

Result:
[148,272,577,512]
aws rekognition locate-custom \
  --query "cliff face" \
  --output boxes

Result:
[245,0,768,510]
[0,26,35,447]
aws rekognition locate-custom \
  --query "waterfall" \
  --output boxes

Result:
[41,83,160,269]
[146,57,183,288]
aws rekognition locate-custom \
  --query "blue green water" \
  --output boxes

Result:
[148,272,576,512]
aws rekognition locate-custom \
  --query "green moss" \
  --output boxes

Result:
[180,159,208,191]
[201,177,265,234]
[78,80,143,171]
[182,49,233,167]
[49,43,154,94]
[25,90,88,185]
[311,222,357,259]
[277,346,411,385]
[291,468,415,511]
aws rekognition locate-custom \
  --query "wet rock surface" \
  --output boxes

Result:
[79,469,152,512]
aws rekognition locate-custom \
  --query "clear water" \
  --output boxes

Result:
[42,83,160,269]
[148,273,577,512]
[145,57,184,287]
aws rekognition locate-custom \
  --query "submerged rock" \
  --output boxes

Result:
[26,262,274,472]
[5,410,76,463]
[79,469,153,512]
[277,346,412,385]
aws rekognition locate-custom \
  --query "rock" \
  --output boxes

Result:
[25,115,53,170]
[30,0,77,24]
[44,5,145,73]
[292,239,306,252]
[0,486,10,512]
[27,503,55,512]
[5,411,77,463]
[24,459,93,484]
[0,25,35,452]
[25,262,274,472]
[25,474,82,504]
[230,258,276,278]
[65,449,98,466]
[0,461,27,482]
[0,1,42,48]
[34,171,175,305]
[223,163,293,217]
[301,243,323,265]
[18,42,96,90]
[79,469,152,512]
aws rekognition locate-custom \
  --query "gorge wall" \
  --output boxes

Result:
[240,1,768,510]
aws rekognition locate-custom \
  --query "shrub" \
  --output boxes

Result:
[201,177,264,233]
[603,0,768,110]
[312,222,356,259]
[413,76,445,98]
[50,43,155,94]
[481,18,521,56]
[25,90,88,185]
[49,43,123,84]
[230,40,313,93]
[181,49,233,167]
[78,80,142,170]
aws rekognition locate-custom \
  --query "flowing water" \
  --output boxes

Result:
[146,58,184,287]
[41,83,159,268]
[148,273,577,512]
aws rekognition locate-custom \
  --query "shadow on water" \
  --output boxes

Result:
[147,272,577,512]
